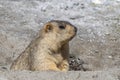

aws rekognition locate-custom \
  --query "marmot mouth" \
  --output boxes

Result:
[69,36,75,41]
[70,32,76,40]
[74,27,77,33]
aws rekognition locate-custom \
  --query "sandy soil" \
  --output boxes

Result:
[0,69,119,80]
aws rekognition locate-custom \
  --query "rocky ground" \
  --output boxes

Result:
[0,0,120,80]
[0,69,120,80]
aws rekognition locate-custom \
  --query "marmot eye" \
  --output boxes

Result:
[59,26,65,29]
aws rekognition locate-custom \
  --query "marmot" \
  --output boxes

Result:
[10,20,77,71]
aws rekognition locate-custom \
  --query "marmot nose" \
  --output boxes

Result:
[74,27,77,32]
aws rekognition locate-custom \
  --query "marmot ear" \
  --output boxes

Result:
[44,23,53,32]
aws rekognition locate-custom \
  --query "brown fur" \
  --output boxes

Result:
[10,20,77,71]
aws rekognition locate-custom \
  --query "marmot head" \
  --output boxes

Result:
[42,20,77,44]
